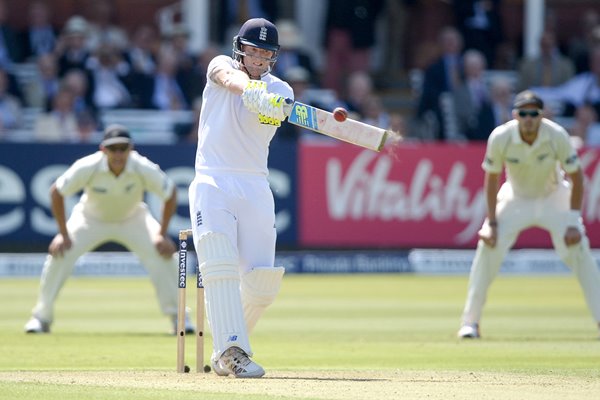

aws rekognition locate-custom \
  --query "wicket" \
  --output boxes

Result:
[176,228,209,373]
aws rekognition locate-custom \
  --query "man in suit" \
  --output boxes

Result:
[517,31,575,92]
[417,26,464,140]
[20,1,57,61]
[452,49,495,141]
[0,0,23,66]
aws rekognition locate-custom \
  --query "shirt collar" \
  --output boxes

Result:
[99,151,133,174]
[510,119,550,146]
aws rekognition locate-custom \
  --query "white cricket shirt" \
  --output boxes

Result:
[56,150,174,222]
[482,118,580,198]
[195,55,293,176]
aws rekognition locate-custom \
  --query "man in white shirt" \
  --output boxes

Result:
[458,90,600,339]
[188,18,292,378]
[24,125,194,335]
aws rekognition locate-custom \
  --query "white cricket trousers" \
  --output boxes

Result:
[31,203,179,323]
[462,181,600,326]
[188,172,278,360]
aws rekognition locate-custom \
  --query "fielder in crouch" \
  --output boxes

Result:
[458,91,600,339]
[188,18,291,378]
[25,125,194,334]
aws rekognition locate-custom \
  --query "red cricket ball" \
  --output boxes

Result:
[333,107,348,122]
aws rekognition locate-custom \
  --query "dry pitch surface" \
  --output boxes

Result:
[1,370,599,399]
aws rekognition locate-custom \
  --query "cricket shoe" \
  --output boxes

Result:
[170,313,195,335]
[458,323,480,339]
[211,346,265,378]
[24,317,51,334]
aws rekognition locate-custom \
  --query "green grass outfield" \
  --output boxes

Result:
[1,274,599,399]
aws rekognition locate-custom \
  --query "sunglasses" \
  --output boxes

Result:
[105,144,130,153]
[517,109,541,118]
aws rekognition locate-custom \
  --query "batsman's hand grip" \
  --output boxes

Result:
[283,98,294,117]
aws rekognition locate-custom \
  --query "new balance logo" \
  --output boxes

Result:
[196,211,203,226]
[227,335,238,342]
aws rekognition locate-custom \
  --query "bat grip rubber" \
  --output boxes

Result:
[283,98,293,117]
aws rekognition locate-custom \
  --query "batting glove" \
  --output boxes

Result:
[241,80,266,113]
[242,80,286,121]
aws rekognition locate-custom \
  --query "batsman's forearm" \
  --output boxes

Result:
[50,184,68,236]
[159,189,177,236]
[569,169,584,210]
[211,66,249,95]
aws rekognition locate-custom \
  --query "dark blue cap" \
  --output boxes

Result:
[237,18,279,52]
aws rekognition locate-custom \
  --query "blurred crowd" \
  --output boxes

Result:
[0,0,599,147]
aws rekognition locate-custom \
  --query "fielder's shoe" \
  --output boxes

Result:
[24,317,51,334]
[212,346,265,378]
[458,323,480,339]
[170,313,195,335]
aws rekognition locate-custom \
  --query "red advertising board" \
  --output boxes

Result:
[299,142,600,249]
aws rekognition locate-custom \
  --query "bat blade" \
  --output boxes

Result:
[284,101,388,151]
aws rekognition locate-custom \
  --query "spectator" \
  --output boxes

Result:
[55,15,91,76]
[149,48,188,110]
[22,52,60,109]
[125,24,157,76]
[271,19,317,84]
[196,42,221,78]
[532,46,600,118]
[87,44,131,109]
[342,70,375,119]
[83,0,129,52]
[125,24,158,108]
[174,96,202,143]
[216,0,280,44]
[362,94,390,130]
[161,23,202,105]
[567,10,600,74]
[20,1,57,61]
[33,86,80,142]
[517,31,575,92]
[488,76,514,127]
[451,49,495,141]
[61,69,96,124]
[569,104,600,147]
[452,0,503,68]
[388,111,408,139]
[0,0,23,66]
[162,23,194,71]
[322,0,385,94]
[0,68,22,132]
[75,109,99,143]
[416,26,464,140]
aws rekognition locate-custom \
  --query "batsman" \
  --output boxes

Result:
[458,91,600,339]
[188,18,292,378]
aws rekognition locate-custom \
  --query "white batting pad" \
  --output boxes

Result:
[241,266,285,333]
[197,233,251,359]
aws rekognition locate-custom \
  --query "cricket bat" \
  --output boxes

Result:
[283,100,388,152]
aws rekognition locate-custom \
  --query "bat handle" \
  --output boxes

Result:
[283,98,293,117]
